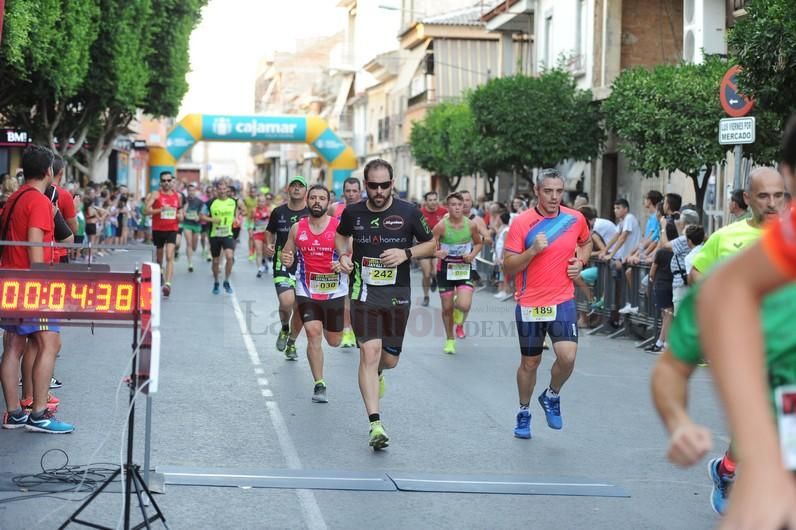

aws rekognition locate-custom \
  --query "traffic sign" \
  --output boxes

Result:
[719,117,756,145]
[720,65,754,117]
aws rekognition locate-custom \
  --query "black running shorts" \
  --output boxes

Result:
[350,300,411,355]
[296,296,345,332]
[210,236,235,257]
[152,230,178,248]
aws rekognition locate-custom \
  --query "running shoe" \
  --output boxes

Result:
[257,265,265,279]
[644,344,663,353]
[312,382,328,403]
[248,254,256,262]
[453,308,464,325]
[443,339,456,355]
[188,263,194,273]
[276,329,289,352]
[223,281,233,294]
[538,389,563,429]
[162,283,171,297]
[212,282,220,295]
[379,373,386,399]
[513,410,531,439]
[20,394,59,413]
[2,410,29,430]
[340,330,357,348]
[25,410,74,434]
[455,324,465,339]
[430,277,437,292]
[421,296,429,307]
[368,420,389,450]
[49,377,62,389]
[708,457,733,515]
[284,343,298,361]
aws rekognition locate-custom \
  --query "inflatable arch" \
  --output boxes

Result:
[148,114,357,193]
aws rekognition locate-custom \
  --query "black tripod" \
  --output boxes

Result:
[61,301,168,530]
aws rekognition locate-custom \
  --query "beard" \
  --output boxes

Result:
[310,206,325,218]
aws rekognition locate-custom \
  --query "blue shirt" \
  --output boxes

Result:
[645,215,660,242]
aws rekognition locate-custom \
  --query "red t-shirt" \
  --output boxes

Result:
[421,205,448,230]
[54,184,76,260]
[0,184,55,269]
[151,191,181,232]
[504,206,590,307]
[762,206,796,279]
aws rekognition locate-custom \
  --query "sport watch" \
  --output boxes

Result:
[405,248,413,261]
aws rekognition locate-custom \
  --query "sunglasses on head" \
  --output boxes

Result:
[366,181,392,190]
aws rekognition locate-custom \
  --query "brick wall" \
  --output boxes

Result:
[620,0,683,69]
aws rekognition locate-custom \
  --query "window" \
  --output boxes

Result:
[543,13,554,69]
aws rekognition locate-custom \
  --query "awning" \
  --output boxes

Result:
[331,74,354,121]
[565,161,587,190]
[389,40,430,97]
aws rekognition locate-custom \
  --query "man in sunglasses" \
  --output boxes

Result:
[145,171,184,297]
[336,159,436,450]
[265,175,310,360]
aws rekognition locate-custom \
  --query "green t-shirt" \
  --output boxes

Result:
[669,282,796,408]
[208,197,237,238]
[691,219,762,274]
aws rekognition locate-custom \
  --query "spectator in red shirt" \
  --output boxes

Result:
[0,144,74,433]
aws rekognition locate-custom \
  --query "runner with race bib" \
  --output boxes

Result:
[201,181,243,294]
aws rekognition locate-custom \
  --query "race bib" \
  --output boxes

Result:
[184,210,199,221]
[776,385,796,470]
[254,220,268,233]
[309,272,339,294]
[160,206,177,220]
[214,225,232,237]
[446,262,471,281]
[362,257,397,286]
[520,305,557,322]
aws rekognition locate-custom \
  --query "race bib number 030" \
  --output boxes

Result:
[520,305,557,322]
[309,272,339,294]
[362,257,397,286]
[776,385,796,470]
[160,207,177,220]
[446,262,471,281]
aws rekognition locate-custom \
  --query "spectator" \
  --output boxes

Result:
[663,208,701,313]
[728,188,750,221]
[492,211,513,300]
[600,198,642,315]
[579,205,619,256]
[645,221,679,353]
[573,192,590,209]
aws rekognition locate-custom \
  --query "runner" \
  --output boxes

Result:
[280,185,348,403]
[200,181,243,294]
[265,176,310,360]
[250,193,271,278]
[334,177,362,348]
[502,169,591,439]
[418,191,447,306]
[432,192,482,354]
[243,185,258,262]
[145,171,183,297]
[181,183,204,272]
[201,185,214,261]
[336,159,436,450]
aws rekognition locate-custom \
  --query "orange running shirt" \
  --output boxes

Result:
[504,206,590,307]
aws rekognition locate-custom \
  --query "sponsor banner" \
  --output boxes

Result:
[311,128,346,163]
[202,115,306,142]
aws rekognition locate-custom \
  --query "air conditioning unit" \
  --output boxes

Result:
[683,0,726,64]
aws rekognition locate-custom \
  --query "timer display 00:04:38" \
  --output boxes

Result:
[0,278,137,314]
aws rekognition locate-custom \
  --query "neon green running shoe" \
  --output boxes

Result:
[276,329,289,352]
[340,329,357,348]
[453,308,464,325]
[443,339,456,355]
[368,420,389,450]
[378,374,385,399]
[285,343,298,361]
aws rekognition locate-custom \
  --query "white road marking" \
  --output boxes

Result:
[165,471,386,482]
[231,294,327,530]
[257,377,270,386]
[261,389,273,397]
[254,367,264,375]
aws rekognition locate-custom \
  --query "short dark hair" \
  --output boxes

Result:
[343,177,361,189]
[665,193,682,213]
[22,145,54,180]
[613,198,629,209]
[159,171,173,180]
[782,115,796,170]
[685,225,705,246]
[307,184,330,200]
[664,220,679,241]
[500,212,511,225]
[446,192,464,203]
[423,191,438,201]
[52,154,66,177]
[730,189,748,210]
[363,158,393,181]
[578,205,597,222]
[646,190,663,206]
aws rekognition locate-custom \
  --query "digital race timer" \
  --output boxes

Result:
[0,270,146,320]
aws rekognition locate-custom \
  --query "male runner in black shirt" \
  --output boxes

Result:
[337,159,436,449]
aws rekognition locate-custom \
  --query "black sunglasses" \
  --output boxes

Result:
[366,181,392,190]
[161,179,172,183]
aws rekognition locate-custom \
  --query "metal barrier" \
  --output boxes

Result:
[474,241,497,292]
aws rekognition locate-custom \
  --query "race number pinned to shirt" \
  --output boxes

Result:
[254,220,268,233]
[309,272,339,294]
[776,385,796,470]
[362,257,397,286]
[520,305,557,322]
[214,224,232,237]
[446,262,471,281]
[184,210,200,222]
[161,206,177,220]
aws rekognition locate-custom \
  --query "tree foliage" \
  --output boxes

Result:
[729,0,796,122]
[469,70,603,183]
[603,56,780,212]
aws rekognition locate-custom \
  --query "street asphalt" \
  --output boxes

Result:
[0,240,728,529]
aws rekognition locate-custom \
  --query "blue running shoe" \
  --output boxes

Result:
[538,390,563,429]
[25,410,74,434]
[2,410,29,430]
[223,281,233,294]
[708,457,733,515]
[513,410,531,439]
[212,282,220,295]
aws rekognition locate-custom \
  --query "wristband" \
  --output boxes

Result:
[405,248,413,261]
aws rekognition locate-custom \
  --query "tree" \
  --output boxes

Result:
[729,0,796,122]
[409,102,479,192]
[469,70,603,186]
[603,57,780,214]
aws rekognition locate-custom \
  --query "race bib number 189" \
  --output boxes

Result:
[362,257,397,286]
[520,305,557,322]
